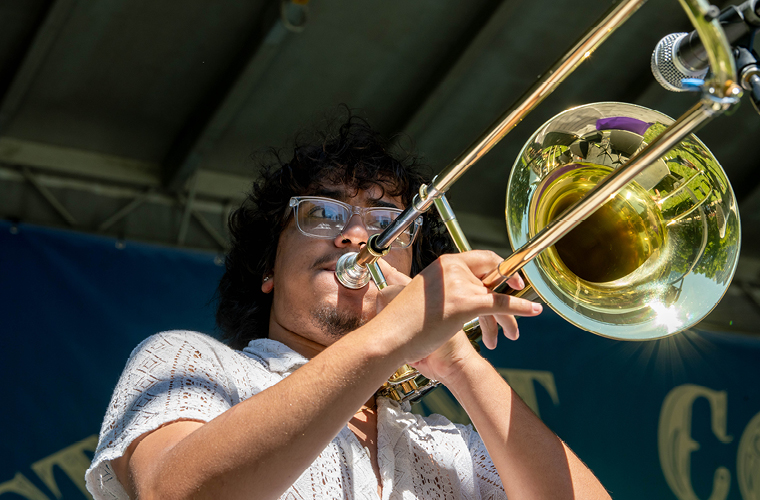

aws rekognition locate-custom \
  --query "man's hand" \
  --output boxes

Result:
[374,250,542,384]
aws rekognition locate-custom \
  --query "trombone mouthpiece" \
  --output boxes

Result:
[335,252,371,289]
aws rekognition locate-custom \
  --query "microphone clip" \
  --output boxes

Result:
[735,46,760,114]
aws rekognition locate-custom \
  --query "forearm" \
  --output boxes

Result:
[444,355,611,500]
[134,324,404,500]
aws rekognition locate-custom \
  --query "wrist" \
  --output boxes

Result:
[435,346,491,389]
[348,318,413,375]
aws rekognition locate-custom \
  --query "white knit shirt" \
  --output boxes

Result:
[85,330,507,499]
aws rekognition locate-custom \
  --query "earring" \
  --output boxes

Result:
[263,275,271,282]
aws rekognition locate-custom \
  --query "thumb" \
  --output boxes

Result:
[377,258,412,286]
[376,284,407,313]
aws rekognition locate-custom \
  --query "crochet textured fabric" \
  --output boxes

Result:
[85,331,507,500]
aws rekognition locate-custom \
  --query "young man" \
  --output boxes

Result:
[86,116,610,499]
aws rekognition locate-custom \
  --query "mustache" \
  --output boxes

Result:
[311,251,351,270]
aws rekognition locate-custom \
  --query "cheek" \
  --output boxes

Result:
[272,228,305,276]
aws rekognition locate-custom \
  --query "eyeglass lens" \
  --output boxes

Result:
[296,198,414,247]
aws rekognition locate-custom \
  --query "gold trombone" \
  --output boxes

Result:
[335,0,744,403]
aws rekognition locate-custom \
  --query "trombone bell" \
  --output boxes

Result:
[507,102,740,340]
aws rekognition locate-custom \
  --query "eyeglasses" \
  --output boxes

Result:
[288,196,423,248]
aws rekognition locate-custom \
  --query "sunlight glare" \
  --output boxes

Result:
[650,300,683,334]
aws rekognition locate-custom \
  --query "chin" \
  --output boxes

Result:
[313,268,381,317]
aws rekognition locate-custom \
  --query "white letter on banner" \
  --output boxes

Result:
[738,410,760,500]
[30,435,98,499]
[658,384,732,500]
[496,369,559,418]
[0,473,50,499]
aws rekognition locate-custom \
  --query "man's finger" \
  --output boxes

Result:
[377,258,412,286]
[506,272,525,291]
[495,314,519,341]
[479,315,498,350]
[469,292,542,318]
[450,250,507,279]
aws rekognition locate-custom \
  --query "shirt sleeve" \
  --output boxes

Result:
[457,423,508,500]
[85,331,237,499]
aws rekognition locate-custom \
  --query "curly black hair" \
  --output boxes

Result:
[216,113,455,350]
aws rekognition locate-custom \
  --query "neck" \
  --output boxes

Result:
[267,315,328,359]
[268,330,326,359]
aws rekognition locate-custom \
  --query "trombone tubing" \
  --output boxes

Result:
[679,0,737,95]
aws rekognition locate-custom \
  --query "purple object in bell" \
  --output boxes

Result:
[596,117,651,135]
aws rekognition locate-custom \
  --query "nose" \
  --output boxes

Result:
[334,214,368,248]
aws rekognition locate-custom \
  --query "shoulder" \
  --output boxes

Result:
[124,330,282,399]
[110,330,246,415]
[126,330,249,374]
[130,329,232,358]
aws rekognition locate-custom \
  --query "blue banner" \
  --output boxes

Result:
[0,221,224,499]
[1,219,758,499]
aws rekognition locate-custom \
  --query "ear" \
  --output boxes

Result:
[261,274,274,294]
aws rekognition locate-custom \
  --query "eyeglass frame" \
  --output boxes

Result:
[287,196,423,248]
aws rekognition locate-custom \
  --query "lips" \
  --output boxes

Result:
[312,251,349,273]
[318,259,337,272]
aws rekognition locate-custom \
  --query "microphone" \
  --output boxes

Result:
[651,0,760,92]
[651,32,709,92]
